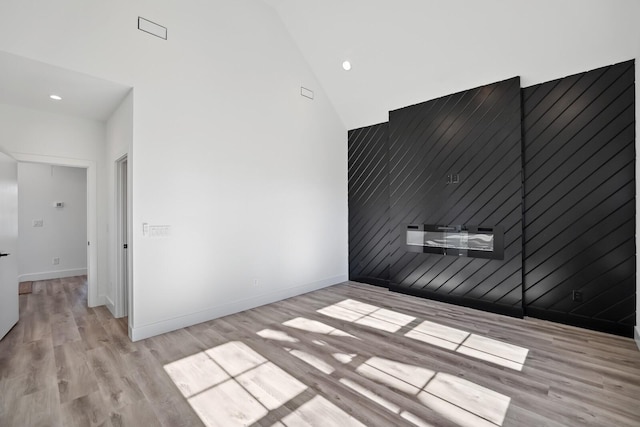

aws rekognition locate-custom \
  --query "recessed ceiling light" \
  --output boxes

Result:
[342,61,352,71]
[49,94,62,101]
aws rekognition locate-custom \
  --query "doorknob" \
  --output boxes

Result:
[0,253,9,257]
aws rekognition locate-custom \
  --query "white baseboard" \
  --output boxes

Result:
[88,293,106,308]
[129,274,348,342]
[18,268,88,282]
[635,327,640,352]
[105,296,116,317]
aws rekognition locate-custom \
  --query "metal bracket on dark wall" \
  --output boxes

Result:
[445,174,460,184]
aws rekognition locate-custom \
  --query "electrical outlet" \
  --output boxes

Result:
[253,278,259,286]
[33,219,44,227]
[572,290,583,302]
[52,257,60,265]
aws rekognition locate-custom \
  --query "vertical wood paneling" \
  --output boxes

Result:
[522,60,636,337]
[348,123,389,286]
[388,78,524,317]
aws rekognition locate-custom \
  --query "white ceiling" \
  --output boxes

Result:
[0,50,131,122]
[261,0,640,130]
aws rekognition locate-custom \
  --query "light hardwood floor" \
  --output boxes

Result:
[1,276,639,426]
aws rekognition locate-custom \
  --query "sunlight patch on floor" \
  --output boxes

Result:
[318,299,415,333]
[165,341,308,427]
[332,353,357,364]
[419,373,511,427]
[283,317,357,338]
[353,357,510,426]
[285,348,335,375]
[274,395,366,427]
[166,299,523,426]
[316,299,528,371]
[405,319,469,350]
[257,326,360,376]
[457,334,529,371]
[406,321,528,371]
[189,378,268,427]
[164,351,229,398]
[339,378,434,427]
[356,357,435,394]
[205,341,267,377]
[257,328,300,343]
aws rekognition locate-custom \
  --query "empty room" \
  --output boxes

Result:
[0,0,639,426]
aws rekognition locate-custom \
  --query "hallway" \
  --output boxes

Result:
[0,276,200,426]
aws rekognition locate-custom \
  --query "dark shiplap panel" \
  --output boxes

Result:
[522,60,635,337]
[388,77,524,317]
[348,122,390,286]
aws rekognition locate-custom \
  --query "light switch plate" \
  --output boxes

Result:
[149,225,171,238]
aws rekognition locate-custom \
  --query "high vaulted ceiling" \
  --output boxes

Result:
[262,0,640,130]
[1,1,637,129]
[0,50,131,122]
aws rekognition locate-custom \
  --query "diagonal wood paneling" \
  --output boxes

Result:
[388,77,524,317]
[522,60,635,337]
[348,122,390,286]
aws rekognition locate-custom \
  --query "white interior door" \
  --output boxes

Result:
[121,158,128,317]
[0,151,18,340]
[116,156,129,318]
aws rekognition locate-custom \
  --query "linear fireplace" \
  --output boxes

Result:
[406,224,504,260]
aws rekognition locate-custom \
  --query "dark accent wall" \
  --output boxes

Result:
[347,62,635,337]
[348,122,390,286]
[387,77,524,317]
[522,61,636,336]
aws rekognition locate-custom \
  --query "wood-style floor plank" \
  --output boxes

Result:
[1,277,639,426]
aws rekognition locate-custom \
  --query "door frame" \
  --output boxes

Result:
[0,150,18,340]
[115,154,130,318]
[10,153,99,307]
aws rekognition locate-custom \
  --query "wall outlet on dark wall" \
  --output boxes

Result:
[572,290,583,302]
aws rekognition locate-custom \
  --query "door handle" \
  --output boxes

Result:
[0,253,9,257]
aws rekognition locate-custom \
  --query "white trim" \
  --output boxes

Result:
[106,295,116,317]
[114,154,128,319]
[18,268,87,282]
[635,327,640,352]
[129,275,348,341]
[9,152,99,307]
[96,294,106,306]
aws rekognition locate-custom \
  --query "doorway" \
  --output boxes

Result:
[17,163,88,284]
[11,154,99,306]
[115,155,130,320]
[0,151,18,340]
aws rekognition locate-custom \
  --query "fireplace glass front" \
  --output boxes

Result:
[406,225,503,259]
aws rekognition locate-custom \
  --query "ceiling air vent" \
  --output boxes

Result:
[300,87,314,100]
[138,17,167,40]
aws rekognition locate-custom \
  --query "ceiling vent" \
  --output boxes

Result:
[138,17,167,40]
[300,87,314,100]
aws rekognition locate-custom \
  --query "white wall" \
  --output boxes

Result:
[0,103,108,302]
[105,91,133,317]
[18,163,87,281]
[0,0,347,340]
